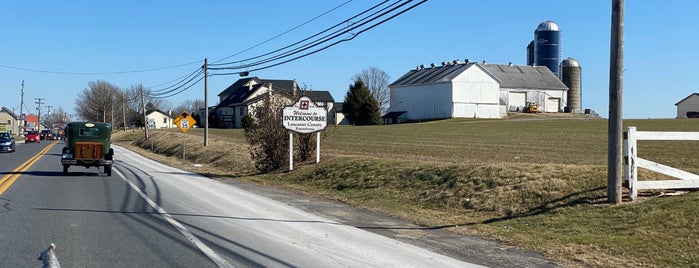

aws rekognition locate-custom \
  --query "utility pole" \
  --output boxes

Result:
[608,0,624,204]
[46,105,53,131]
[35,97,44,131]
[204,58,209,146]
[140,85,149,139]
[122,91,127,132]
[19,81,24,134]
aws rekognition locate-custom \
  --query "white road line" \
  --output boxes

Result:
[114,168,234,268]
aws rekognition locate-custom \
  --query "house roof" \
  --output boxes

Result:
[389,62,568,90]
[333,102,344,112]
[217,77,258,97]
[675,93,699,106]
[301,91,335,103]
[146,109,172,118]
[0,107,19,119]
[217,77,297,108]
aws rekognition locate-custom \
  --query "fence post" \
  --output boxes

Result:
[627,127,638,200]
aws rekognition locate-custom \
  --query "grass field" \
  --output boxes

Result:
[113,115,699,267]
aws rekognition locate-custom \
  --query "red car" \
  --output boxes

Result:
[25,131,40,143]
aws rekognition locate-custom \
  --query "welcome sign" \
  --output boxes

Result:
[282,96,328,134]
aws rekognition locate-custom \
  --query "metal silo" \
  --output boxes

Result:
[526,40,535,66]
[534,20,561,77]
[560,57,581,112]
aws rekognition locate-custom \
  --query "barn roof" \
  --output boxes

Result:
[389,62,568,90]
[675,93,699,106]
[480,64,567,90]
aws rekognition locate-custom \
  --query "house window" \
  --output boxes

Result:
[163,118,167,124]
[239,107,245,115]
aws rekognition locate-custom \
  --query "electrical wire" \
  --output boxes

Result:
[210,0,426,75]
[213,0,354,64]
[0,60,202,75]
[208,0,389,67]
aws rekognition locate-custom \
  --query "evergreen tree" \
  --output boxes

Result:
[343,79,382,125]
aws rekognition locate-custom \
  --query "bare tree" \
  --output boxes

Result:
[352,67,390,114]
[244,94,290,172]
[75,80,121,123]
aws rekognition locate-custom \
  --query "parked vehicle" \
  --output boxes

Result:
[40,130,53,140]
[61,122,114,176]
[687,111,699,118]
[0,132,15,153]
[25,131,41,143]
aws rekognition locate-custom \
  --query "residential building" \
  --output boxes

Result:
[0,107,21,134]
[146,109,173,129]
[675,93,699,118]
[301,90,336,126]
[215,77,298,128]
[387,61,568,122]
[332,102,351,125]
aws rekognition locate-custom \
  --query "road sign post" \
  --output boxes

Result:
[174,112,197,161]
[282,96,328,171]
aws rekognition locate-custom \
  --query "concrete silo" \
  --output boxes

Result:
[534,20,561,77]
[560,57,582,113]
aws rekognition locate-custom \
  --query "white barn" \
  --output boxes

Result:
[675,93,699,118]
[386,61,568,122]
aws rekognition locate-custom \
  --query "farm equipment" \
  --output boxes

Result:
[524,102,539,113]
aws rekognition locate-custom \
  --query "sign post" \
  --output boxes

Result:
[174,112,197,161]
[282,96,328,171]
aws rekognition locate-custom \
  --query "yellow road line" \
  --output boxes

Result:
[0,141,59,195]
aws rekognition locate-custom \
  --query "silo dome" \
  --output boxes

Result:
[536,20,560,32]
[560,57,581,68]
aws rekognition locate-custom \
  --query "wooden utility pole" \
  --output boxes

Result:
[141,85,149,139]
[608,0,624,203]
[121,91,127,132]
[204,58,209,146]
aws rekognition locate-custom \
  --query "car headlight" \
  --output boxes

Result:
[0,142,10,146]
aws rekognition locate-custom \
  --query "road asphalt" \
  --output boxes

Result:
[220,180,559,268]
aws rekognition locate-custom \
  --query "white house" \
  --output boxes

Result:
[215,77,344,128]
[216,77,298,128]
[386,61,568,122]
[675,93,699,118]
[145,110,173,129]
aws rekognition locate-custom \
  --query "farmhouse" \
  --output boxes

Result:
[386,61,569,122]
[675,93,699,118]
[145,109,173,129]
[214,78,335,128]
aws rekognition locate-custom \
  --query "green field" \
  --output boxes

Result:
[114,116,699,267]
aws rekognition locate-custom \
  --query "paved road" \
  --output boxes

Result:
[0,142,483,267]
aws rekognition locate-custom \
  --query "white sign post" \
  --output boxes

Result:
[282,96,328,171]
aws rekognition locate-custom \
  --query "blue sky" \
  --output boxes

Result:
[1,1,697,119]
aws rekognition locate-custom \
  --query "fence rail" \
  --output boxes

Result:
[624,126,699,200]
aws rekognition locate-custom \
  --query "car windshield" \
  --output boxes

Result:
[0,133,10,139]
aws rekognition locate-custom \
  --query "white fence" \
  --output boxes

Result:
[624,126,699,200]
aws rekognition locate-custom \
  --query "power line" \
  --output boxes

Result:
[213,0,355,64]
[210,0,426,75]
[0,60,202,75]
[208,0,393,68]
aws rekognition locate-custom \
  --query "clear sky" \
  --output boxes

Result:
[1,1,697,119]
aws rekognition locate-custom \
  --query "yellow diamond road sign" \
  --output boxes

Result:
[174,113,196,133]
